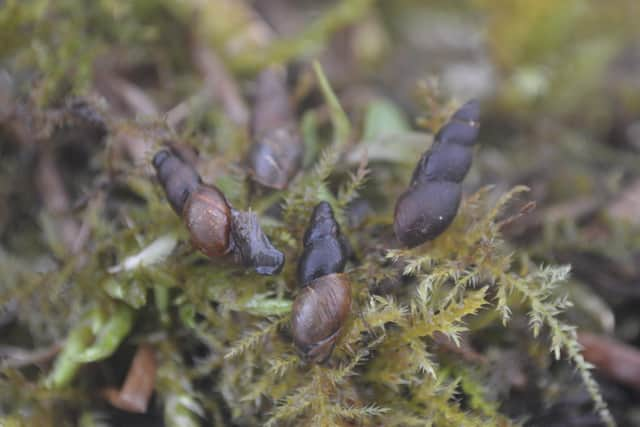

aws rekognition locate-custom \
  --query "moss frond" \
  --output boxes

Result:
[410,287,488,341]
[265,382,315,427]
[378,186,613,426]
[281,61,352,232]
[225,317,288,360]
[506,267,615,427]
[330,403,389,420]
[1,2,625,422]
[336,151,370,218]
[455,367,501,420]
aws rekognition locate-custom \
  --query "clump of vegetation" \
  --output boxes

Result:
[2,1,639,426]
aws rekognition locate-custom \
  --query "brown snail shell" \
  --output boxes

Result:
[152,148,284,275]
[182,185,232,258]
[247,67,303,190]
[291,273,351,364]
[393,100,480,248]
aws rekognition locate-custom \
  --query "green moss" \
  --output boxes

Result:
[0,2,627,426]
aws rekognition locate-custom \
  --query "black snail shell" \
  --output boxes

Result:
[229,209,288,276]
[394,100,480,248]
[297,202,349,285]
[247,67,303,190]
[152,149,202,215]
[291,202,351,363]
[152,148,284,275]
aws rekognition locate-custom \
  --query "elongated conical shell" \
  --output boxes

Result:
[292,202,351,363]
[247,67,303,190]
[422,143,472,183]
[297,201,348,285]
[394,181,462,248]
[393,100,480,247]
[153,149,201,214]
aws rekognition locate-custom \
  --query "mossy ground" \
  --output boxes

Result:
[1,1,639,426]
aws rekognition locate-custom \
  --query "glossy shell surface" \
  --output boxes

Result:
[291,273,351,363]
[394,181,462,248]
[183,185,232,257]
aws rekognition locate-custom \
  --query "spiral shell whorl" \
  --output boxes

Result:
[247,67,303,190]
[297,202,348,286]
[183,185,232,258]
[291,273,351,364]
[292,202,351,363]
[394,100,480,248]
[152,149,201,214]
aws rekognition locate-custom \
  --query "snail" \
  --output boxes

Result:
[394,100,480,248]
[246,67,303,190]
[152,148,284,275]
[291,202,351,363]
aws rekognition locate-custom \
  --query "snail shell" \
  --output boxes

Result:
[291,273,351,363]
[297,201,349,285]
[152,149,202,215]
[422,142,472,183]
[182,185,232,258]
[393,181,462,248]
[152,148,284,275]
[230,209,285,276]
[393,100,480,248]
[292,202,351,363]
[247,67,303,190]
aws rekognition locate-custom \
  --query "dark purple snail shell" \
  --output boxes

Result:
[297,202,348,286]
[452,99,480,122]
[153,149,202,215]
[292,202,351,363]
[152,148,284,275]
[393,100,480,248]
[247,67,303,190]
[423,142,473,183]
[435,120,479,146]
[394,181,462,248]
[229,209,285,276]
